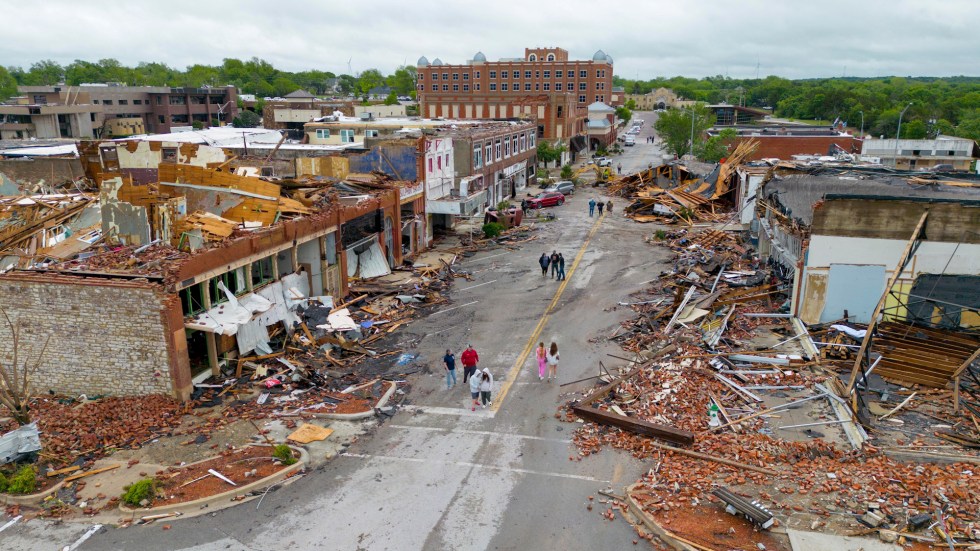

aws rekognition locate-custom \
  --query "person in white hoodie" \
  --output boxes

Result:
[469,368,482,411]
[478,368,494,408]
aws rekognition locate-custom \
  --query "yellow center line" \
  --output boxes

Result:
[492,211,605,411]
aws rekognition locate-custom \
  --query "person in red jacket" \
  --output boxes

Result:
[460,344,479,384]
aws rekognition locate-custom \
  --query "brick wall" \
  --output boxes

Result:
[734,136,861,161]
[0,274,177,397]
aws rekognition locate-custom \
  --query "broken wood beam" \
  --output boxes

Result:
[572,405,695,446]
[329,294,368,314]
[64,464,120,483]
[651,442,775,476]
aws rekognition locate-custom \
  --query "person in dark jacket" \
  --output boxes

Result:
[597,200,604,215]
[539,252,550,276]
[520,198,528,216]
[606,200,613,214]
[443,349,456,389]
[556,253,566,281]
[549,251,559,279]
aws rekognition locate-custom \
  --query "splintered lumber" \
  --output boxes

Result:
[329,294,368,314]
[846,211,929,394]
[651,442,776,476]
[64,464,120,482]
[572,405,695,445]
[46,465,81,477]
[878,391,917,420]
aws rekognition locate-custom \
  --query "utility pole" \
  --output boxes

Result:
[895,102,913,168]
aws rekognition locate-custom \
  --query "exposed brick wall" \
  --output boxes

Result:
[734,136,861,161]
[0,274,178,398]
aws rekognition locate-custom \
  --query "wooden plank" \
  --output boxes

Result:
[64,464,120,482]
[572,405,695,446]
[846,211,929,394]
[46,465,81,477]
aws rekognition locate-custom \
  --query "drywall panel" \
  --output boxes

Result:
[820,264,886,324]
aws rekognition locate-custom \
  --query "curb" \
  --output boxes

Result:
[117,445,308,520]
[310,381,397,420]
[623,482,699,551]
[0,479,67,507]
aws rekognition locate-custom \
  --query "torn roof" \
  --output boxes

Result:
[762,168,980,225]
[121,127,283,147]
[0,144,79,157]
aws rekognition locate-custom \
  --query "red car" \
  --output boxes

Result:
[527,191,565,209]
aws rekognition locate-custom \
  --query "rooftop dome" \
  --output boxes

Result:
[592,49,607,61]
[472,51,486,62]
[432,58,444,66]
[417,56,429,67]
[605,54,614,64]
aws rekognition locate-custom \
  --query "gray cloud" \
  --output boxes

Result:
[2,0,977,79]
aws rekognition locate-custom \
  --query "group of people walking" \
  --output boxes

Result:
[442,340,561,409]
[539,250,566,280]
[588,197,612,217]
[443,344,494,410]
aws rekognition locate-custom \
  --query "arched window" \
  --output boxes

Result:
[546,54,555,61]
[528,54,537,61]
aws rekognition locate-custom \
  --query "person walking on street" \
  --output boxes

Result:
[461,344,479,384]
[617,163,622,175]
[606,200,613,214]
[536,342,547,381]
[557,253,566,281]
[539,252,550,276]
[469,369,482,411]
[520,198,528,216]
[588,197,596,217]
[546,342,560,381]
[597,200,604,215]
[549,250,559,279]
[443,349,457,389]
[479,368,494,408]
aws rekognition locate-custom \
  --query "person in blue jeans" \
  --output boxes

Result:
[588,197,596,216]
[443,349,457,389]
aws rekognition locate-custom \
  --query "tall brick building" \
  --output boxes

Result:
[415,47,618,150]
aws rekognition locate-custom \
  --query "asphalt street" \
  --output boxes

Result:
[0,111,672,551]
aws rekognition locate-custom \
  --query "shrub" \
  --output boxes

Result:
[121,478,157,506]
[0,471,8,493]
[654,230,667,240]
[481,222,505,239]
[560,164,573,179]
[273,444,297,466]
[8,465,37,494]
[496,200,512,212]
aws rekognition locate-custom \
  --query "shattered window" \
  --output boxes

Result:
[180,283,206,316]
[251,256,275,287]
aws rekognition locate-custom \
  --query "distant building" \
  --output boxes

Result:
[627,88,681,110]
[415,47,617,160]
[14,84,238,135]
[861,137,979,171]
[0,92,102,139]
[708,104,770,126]
[708,126,862,162]
[585,101,617,150]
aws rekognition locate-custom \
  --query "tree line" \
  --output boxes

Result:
[616,75,980,141]
[0,57,418,103]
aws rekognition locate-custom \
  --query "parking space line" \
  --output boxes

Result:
[341,452,605,482]
[387,424,572,443]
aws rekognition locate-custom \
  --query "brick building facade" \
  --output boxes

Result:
[415,47,617,145]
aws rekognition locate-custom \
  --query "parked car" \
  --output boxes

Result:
[545,180,575,196]
[624,136,635,146]
[527,191,565,209]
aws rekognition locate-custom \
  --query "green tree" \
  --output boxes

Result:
[697,128,738,163]
[387,66,417,96]
[383,91,398,105]
[271,76,298,97]
[536,140,565,168]
[233,110,261,128]
[624,98,637,111]
[358,69,384,100]
[615,106,632,124]
[22,60,64,85]
[293,70,335,95]
[0,66,17,100]
[901,119,927,139]
[653,104,714,159]
[337,74,358,96]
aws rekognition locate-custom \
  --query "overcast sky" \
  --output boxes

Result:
[3,0,978,80]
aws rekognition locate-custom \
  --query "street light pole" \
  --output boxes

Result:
[689,108,695,160]
[858,110,864,139]
[895,102,913,168]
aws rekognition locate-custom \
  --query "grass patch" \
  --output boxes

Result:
[273,444,297,466]
[122,478,157,506]
[7,465,37,494]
